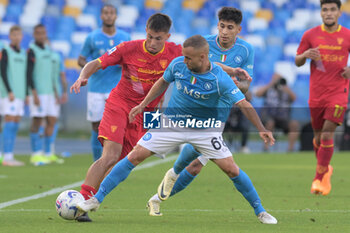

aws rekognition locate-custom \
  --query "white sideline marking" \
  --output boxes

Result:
[1,208,350,213]
[0,155,177,210]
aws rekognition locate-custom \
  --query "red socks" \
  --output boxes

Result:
[80,184,97,200]
[314,139,334,181]
[313,138,320,158]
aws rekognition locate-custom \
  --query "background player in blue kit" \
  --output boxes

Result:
[76,35,277,224]
[78,4,130,161]
[147,7,256,216]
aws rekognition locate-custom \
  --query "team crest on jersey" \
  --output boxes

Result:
[337,38,344,45]
[159,60,168,69]
[111,125,117,133]
[203,82,213,91]
[108,46,117,55]
[234,55,243,64]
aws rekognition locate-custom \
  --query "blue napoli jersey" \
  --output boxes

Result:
[163,56,245,122]
[205,34,254,121]
[81,28,130,93]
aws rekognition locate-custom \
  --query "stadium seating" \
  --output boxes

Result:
[0,0,349,108]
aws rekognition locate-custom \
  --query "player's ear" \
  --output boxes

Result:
[166,33,171,40]
[238,25,242,34]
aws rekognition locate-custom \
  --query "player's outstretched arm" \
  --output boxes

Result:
[129,77,169,122]
[70,59,102,94]
[237,99,275,146]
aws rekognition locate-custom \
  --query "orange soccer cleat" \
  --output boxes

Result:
[320,165,333,196]
[310,179,323,195]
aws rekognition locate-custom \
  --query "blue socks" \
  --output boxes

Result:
[173,144,201,174]
[30,132,41,153]
[3,122,19,154]
[231,169,265,216]
[95,157,135,203]
[44,134,54,155]
[170,169,196,196]
[91,130,102,161]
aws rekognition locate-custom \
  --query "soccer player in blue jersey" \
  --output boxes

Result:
[77,35,277,224]
[0,26,26,166]
[147,7,258,217]
[0,40,4,164]
[78,4,130,162]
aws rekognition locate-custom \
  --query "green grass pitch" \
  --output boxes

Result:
[0,152,349,233]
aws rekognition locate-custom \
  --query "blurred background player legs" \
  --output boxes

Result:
[78,4,130,162]
[27,24,62,166]
[0,26,26,166]
[50,48,68,159]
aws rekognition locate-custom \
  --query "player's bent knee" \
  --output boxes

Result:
[127,145,153,166]
[187,160,203,176]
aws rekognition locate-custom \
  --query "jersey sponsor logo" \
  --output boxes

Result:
[321,54,345,62]
[111,125,117,133]
[183,86,209,99]
[142,132,152,141]
[159,59,168,69]
[107,46,117,55]
[203,82,213,91]
[143,110,161,129]
[234,55,243,64]
[137,68,164,75]
[174,72,184,79]
[318,44,341,50]
[95,41,104,45]
[130,75,157,84]
[337,38,344,45]
[231,88,240,95]
[137,58,147,63]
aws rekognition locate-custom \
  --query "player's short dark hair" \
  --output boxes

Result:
[320,0,341,9]
[183,35,208,50]
[218,7,242,25]
[146,13,172,33]
[34,24,45,31]
[9,25,21,33]
[101,4,117,14]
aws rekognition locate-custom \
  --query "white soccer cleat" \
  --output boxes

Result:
[147,198,163,216]
[76,197,100,212]
[257,212,278,224]
[157,168,178,201]
[2,159,25,167]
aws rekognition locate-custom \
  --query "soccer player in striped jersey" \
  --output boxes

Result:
[0,26,26,166]
[78,4,130,162]
[295,0,350,195]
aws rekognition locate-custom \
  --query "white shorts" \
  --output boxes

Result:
[138,129,232,165]
[87,92,110,122]
[2,98,25,116]
[0,97,3,116]
[29,94,60,118]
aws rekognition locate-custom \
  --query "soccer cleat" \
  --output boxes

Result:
[257,212,278,224]
[46,154,64,164]
[77,196,100,212]
[157,168,178,201]
[147,199,162,216]
[320,165,333,196]
[30,154,50,166]
[310,179,323,195]
[76,212,92,222]
[2,159,25,167]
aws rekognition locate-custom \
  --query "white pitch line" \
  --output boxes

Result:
[1,208,350,213]
[0,155,177,210]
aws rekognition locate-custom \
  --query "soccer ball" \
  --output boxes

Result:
[55,190,85,220]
